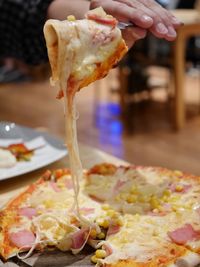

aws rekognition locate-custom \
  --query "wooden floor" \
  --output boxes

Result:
[1,67,200,175]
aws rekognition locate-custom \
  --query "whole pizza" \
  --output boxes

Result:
[1,6,199,267]
[0,163,200,267]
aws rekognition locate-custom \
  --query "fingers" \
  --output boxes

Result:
[116,0,181,41]
[122,27,147,48]
[90,0,154,28]
[140,0,181,40]
[90,0,183,41]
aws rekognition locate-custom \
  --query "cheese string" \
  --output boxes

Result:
[64,88,91,226]
[57,28,92,226]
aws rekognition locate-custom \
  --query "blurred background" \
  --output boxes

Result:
[1,0,200,174]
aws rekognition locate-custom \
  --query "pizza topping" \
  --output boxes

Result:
[102,242,113,256]
[86,7,117,27]
[71,227,91,254]
[18,207,37,219]
[107,224,121,237]
[169,183,192,193]
[168,224,200,245]
[87,163,117,176]
[9,229,36,248]
[113,179,127,193]
[49,181,61,192]
[80,207,95,215]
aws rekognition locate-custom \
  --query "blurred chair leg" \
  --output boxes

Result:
[118,66,130,130]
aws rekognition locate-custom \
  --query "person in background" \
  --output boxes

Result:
[0,0,182,72]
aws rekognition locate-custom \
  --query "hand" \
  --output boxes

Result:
[90,0,182,46]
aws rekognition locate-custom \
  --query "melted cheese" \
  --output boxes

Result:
[103,209,200,264]
[43,9,127,224]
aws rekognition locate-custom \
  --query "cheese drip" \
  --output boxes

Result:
[43,10,127,226]
[63,89,83,219]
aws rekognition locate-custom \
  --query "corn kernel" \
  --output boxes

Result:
[127,194,137,203]
[115,217,123,226]
[37,210,43,215]
[158,205,164,212]
[163,190,171,197]
[43,200,54,208]
[120,192,129,200]
[55,227,65,238]
[115,195,121,201]
[90,229,97,239]
[162,195,168,202]
[48,240,56,246]
[152,208,159,213]
[98,219,110,229]
[172,205,179,211]
[150,197,160,209]
[174,170,182,176]
[97,232,105,239]
[134,213,141,221]
[106,210,116,217]
[169,196,180,202]
[130,185,138,194]
[91,255,98,263]
[175,185,183,192]
[58,183,65,189]
[95,249,107,258]
[102,204,110,210]
[153,230,159,236]
[138,195,147,203]
[67,15,76,21]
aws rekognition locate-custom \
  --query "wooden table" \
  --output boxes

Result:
[0,144,127,209]
[172,10,200,130]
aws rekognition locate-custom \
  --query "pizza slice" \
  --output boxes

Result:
[43,6,128,98]
[43,7,128,224]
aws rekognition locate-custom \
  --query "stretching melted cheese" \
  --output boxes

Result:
[44,8,127,221]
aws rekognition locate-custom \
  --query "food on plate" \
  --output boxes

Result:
[0,143,43,167]
[0,163,200,267]
[43,7,128,220]
[0,148,16,168]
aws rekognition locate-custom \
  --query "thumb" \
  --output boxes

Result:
[122,27,147,49]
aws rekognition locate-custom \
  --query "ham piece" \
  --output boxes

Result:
[18,207,37,219]
[71,228,89,250]
[168,224,200,245]
[113,180,126,193]
[50,181,61,192]
[86,13,117,27]
[102,242,113,256]
[80,207,95,215]
[107,224,120,237]
[9,229,36,248]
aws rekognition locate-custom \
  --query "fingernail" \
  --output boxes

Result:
[156,23,168,34]
[141,15,153,24]
[171,16,182,25]
[167,26,177,38]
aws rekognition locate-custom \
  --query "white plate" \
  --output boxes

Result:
[0,122,67,180]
